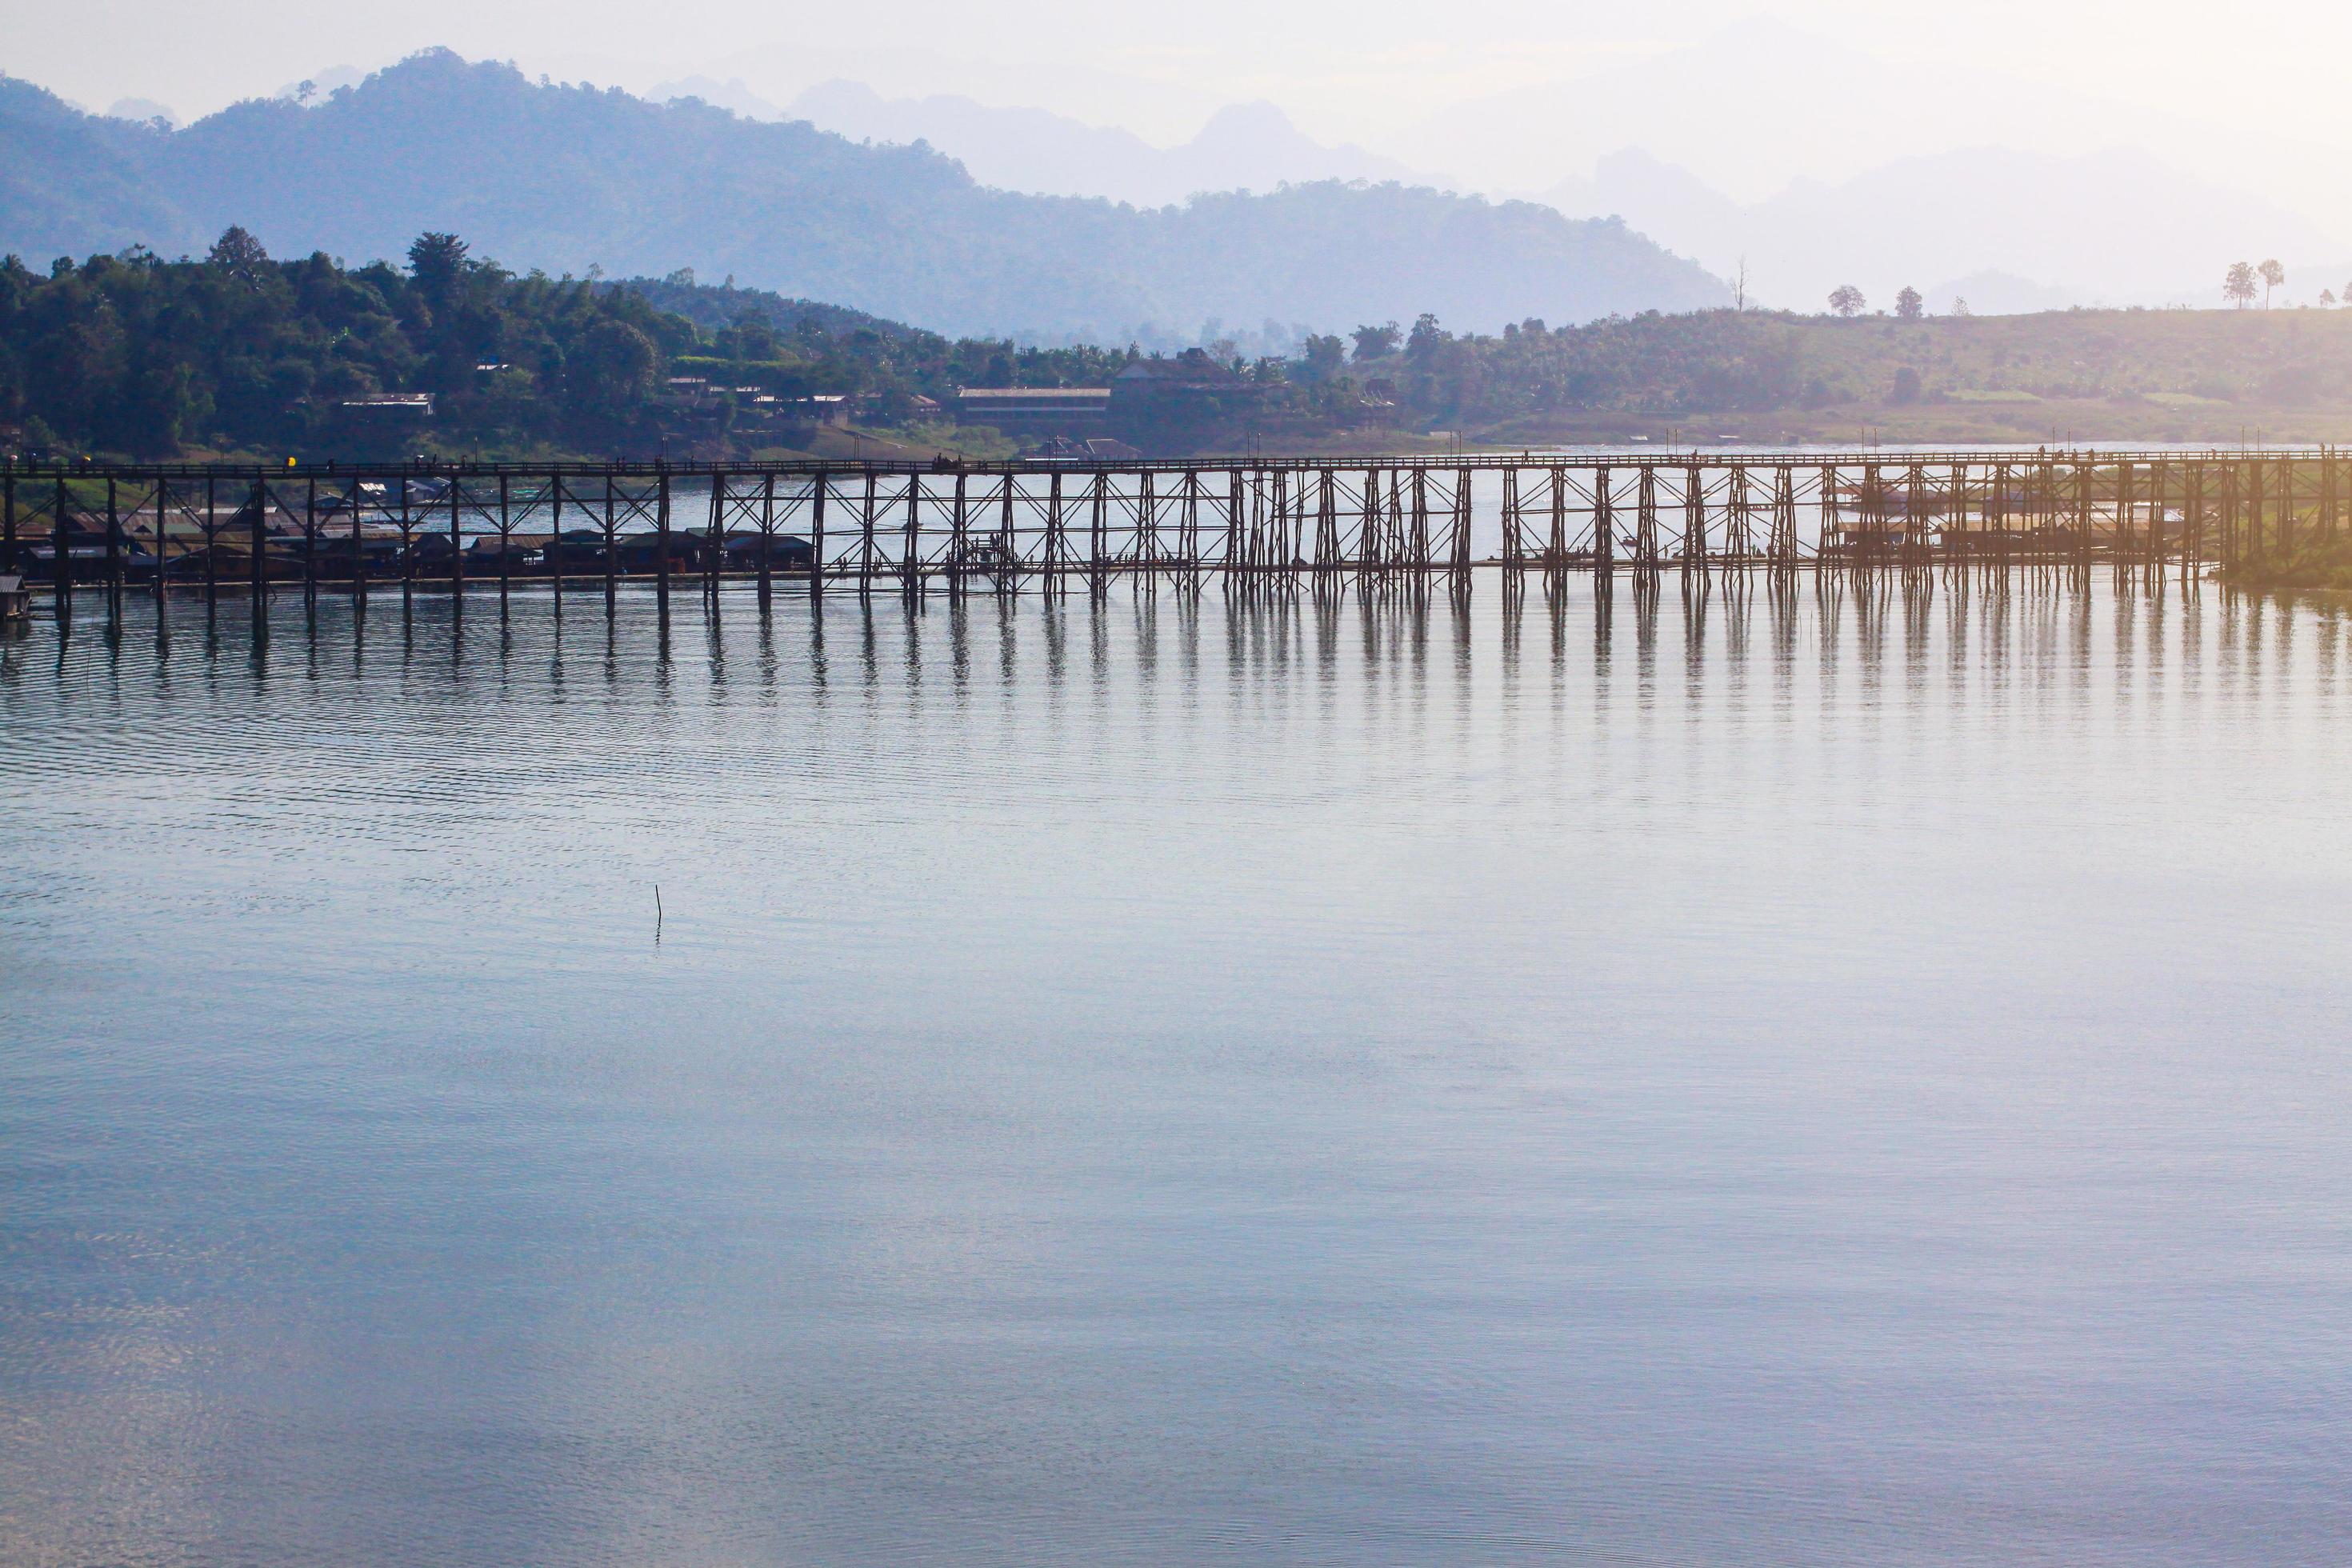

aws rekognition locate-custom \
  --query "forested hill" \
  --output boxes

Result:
[0,51,1726,340]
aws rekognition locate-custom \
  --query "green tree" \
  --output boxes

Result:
[1405,313,1449,363]
[570,318,660,418]
[1894,286,1924,320]
[2258,258,2285,309]
[1351,322,1401,362]
[206,226,270,280]
[2224,262,2257,308]
[1828,284,1866,318]
[406,233,471,309]
[1299,334,1346,382]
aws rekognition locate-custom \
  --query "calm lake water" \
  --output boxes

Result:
[5,577,2351,1565]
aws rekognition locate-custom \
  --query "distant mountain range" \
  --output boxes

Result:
[0,51,1726,341]
[1541,146,2343,313]
[774,83,1428,208]
[646,74,1430,208]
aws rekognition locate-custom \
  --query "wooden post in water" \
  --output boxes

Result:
[1451,466,1472,578]
[1500,468,1521,570]
[810,472,828,598]
[611,472,630,611]
[2186,462,2205,587]
[2321,450,2340,549]
[448,474,464,604]
[1136,470,1156,570]
[1088,472,1108,588]
[1769,467,1798,571]
[495,474,512,606]
[2243,461,2262,570]
[1319,470,1342,574]
[2071,460,2093,580]
[758,471,776,606]
[1684,464,1707,574]
[1232,472,1251,582]
[1635,466,1659,570]
[51,473,70,614]
[858,471,878,595]
[398,478,415,606]
[1595,466,1616,578]
[104,476,122,618]
[1720,466,1744,563]
[998,475,1018,593]
[902,474,922,593]
[654,470,672,610]
[1,472,14,574]
[247,477,267,617]
[2217,462,2238,573]
[158,475,175,605]
[550,477,565,614]
[2276,455,2296,561]
[1043,471,1064,588]
[1548,466,1569,574]
[1904,464,1928,571]
[2114,461,2136,589]
[1180,469,1202,580]
[302,474,317,612]
[200,472,218,609]
[948,473,968,593]
[707,471,726,603]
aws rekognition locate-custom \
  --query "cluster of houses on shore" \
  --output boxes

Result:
[653,348,1258,453]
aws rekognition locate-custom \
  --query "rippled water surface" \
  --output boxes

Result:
[5,578,2352,1565]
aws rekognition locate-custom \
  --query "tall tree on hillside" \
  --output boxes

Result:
[2224,262,2257,309]
[2323,290,2339,307]
[1828,285,1866,318]
[206,226,270,281]
[1406,313,1450,364]
[407,232,471,309]
[2258,259,2285,309]
[1894,286,1925,320]
[1351,322,1401,362]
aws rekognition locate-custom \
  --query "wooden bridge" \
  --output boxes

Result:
[2,447,2340,619]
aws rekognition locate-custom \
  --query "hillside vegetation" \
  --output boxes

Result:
[3,227,2348,461]
[1424,307,2352,442]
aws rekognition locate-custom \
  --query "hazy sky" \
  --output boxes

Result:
[10,0,2345,154]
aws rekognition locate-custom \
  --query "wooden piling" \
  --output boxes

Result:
[51,474,70,614]
[302,474,317,611]
[159,475,176,605]
[1684,463,1706,574]
[998,475,1018,592]
[902,474,922,592]
[756,470,776,605]
[550,477,564,612]
[247,477,266,616]
[810,472,829,598]
[655,470,672,609]
[104,476,122,615]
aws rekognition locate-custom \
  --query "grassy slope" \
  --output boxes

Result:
[1484,307,2352,445]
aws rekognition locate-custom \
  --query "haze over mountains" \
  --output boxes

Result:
[650,77,1428,209]
[0,50,1724,343]
[14,19,2352,336]
[660,20,2352,316]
